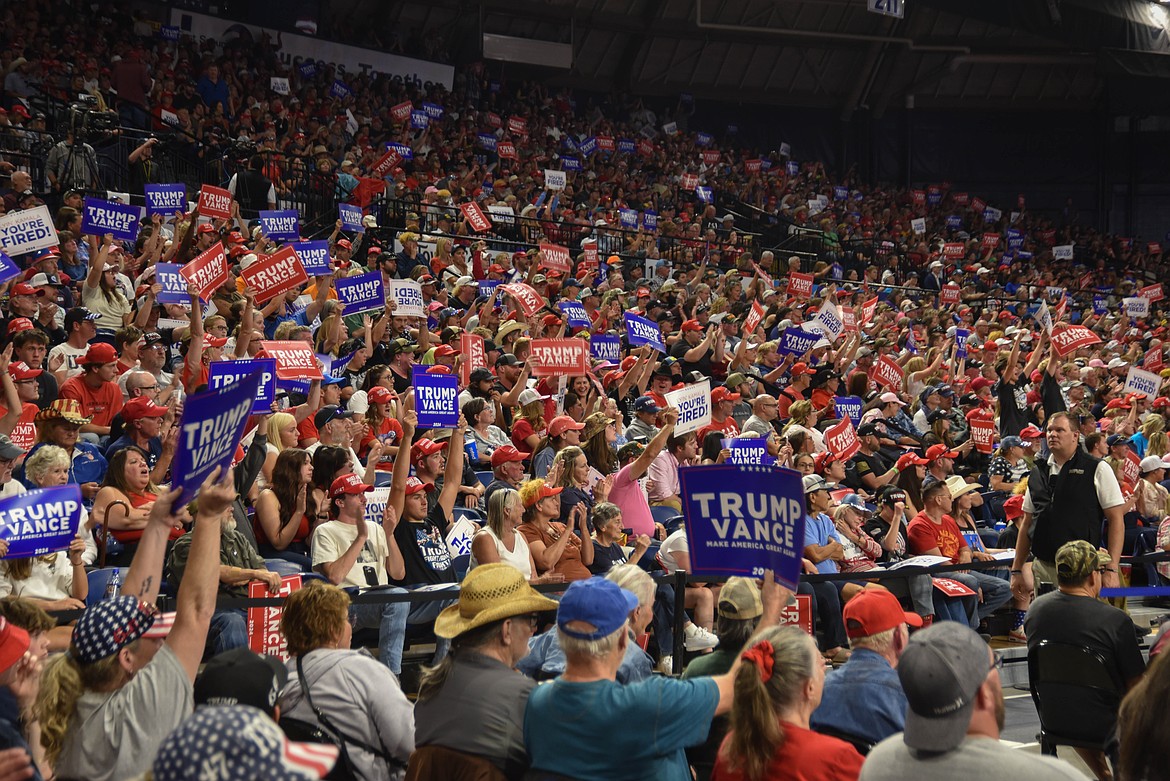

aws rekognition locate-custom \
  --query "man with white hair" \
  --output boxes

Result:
[524,574,786,780]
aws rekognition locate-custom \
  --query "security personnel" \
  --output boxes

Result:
[1010,411,1126,600]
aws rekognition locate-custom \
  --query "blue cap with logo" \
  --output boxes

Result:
[557,578,639,641]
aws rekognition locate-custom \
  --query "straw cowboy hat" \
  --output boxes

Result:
[433,563,558,639]
[35,398,92,425]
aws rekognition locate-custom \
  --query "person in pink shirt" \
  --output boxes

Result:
[647,431,699,512]
[607,407,678,539]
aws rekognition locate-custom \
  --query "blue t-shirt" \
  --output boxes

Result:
[804,512,842,575]
[104,435,162,469]
[517,629,653,684]
[524,675,718,781]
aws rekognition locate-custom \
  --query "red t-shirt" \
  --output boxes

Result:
[0,403,39,450]
[697,416,739,444]
[712,724,864,781]
[59,376,124,427]
[511,418,543,451]
[907,510,969,563]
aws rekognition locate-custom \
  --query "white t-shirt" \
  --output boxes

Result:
[48,342,90,380]
[658,529,689,573]
[310,520,389,588]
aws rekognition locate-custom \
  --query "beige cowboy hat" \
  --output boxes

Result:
[433,563,558,639]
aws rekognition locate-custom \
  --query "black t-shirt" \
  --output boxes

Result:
[852,451,890,486]
[862,516,910,563]
[995,376,1029,438]
[392,502,456,586]
[1024,591,1146,690]
[590,540,628,574]
[669,338,712,377]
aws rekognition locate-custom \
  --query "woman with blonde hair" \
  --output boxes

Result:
[510,390,547,453]
[780,401,824,453]
[278,580,414,780]
[551,445,613,527]
[713,626,863,781]
[261,411,300,486]
[469,487,538,580]
[518,478,593,582]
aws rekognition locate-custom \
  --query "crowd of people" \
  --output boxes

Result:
[0,2,1167,780]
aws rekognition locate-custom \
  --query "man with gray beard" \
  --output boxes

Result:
[167,491,281,656]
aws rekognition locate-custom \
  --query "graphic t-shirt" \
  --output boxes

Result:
[907,511,968,563]
[393,503,455,586]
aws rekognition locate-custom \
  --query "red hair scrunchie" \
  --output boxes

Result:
[740,640,775,683]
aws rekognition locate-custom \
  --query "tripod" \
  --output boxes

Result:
[56,136,103,195]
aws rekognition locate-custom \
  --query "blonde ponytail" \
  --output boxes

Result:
[36,642,135,765]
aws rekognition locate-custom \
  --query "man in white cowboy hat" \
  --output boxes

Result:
[411,563,559,778]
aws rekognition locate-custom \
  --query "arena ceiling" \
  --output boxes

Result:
[353,0,1170,114]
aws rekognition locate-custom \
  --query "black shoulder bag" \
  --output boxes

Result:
[278,655,406,780]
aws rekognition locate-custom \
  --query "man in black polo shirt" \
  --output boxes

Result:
[1011,411,1126,600]
[669,319,722,376]
[850,422,898,492]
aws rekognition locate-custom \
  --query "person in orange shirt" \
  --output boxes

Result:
[58,343,124,440]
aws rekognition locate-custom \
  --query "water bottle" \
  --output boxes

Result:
[104,567,121,600]
[464,440,478,463]
[994,521,1007,533]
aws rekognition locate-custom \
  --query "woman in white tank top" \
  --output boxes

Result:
[470,487,537,580]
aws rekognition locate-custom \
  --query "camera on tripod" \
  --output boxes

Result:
[67,95,118,141]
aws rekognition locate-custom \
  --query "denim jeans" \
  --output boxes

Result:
[210,609,248,655]
[948,571,1012,621]
[350,583,458,674]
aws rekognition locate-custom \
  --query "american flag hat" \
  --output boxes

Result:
[71,596,159,664]
[153,705,338,781]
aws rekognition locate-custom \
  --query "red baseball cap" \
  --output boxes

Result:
[1019,424,1043,438]
[790,362,814,377]
[490,445,529,468]
[10,283,44,298]
[548,415,585,437]
[81,343,118,365]
[336,239,352,250]
[411,438,448,465]
[197,223,216,234]
[636,287,650,298]
[205,336,228,348]
[523,482,563,508]
[1003,494,1025,520]
[433,344,459,359]
[122,396,168,422]
[404,476,434,495]
[6,318,34,336]
[329,473,374,499]
[711,387,741,404]
[842,588,922,639]
[425,365,451,374]
[368,386,394,404]
[8,361,41,381]
[681,319,703,333]
[0,618,30,677]
[925,444,959,461]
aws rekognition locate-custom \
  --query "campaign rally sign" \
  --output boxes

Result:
[859,296,879,324]
[1141,283,1165,302]
[940,285,961,306]
[410,110,429,130]
[335,272,385,315]
[209,358,277,414]
[497,142,517,160]
[293,240,332,276]
[81,197,140,241]
[954,328,971,360]
[388,280,425,318]
[0,252,19,286]
[329,80,351,99]
[743,301,766,336]
[337,203,364,233]
[478,280,501,298]
[624,312,665,353]
[824,418,860,462]
[0,484,82,559]
[591,334,621,363]
[544,170,567,191]
[679,463,806,588]
[370,148,403,179]
[665,380,712,436]
[412,365,459,428]
[778,327,820,357]
[241,246,308,303]
[459,332,486,387]
[529,339,590,377]
[180,244,229,301]
[1050,325,1102,357]
[833,396,863,426]
[786,272,814,299]
[1034,301,1053,335]
[1092,296,1109,315]
[539,243,572,274]
[1145,348,1163,373]
[477,132,498,152]
[1124,366,1161,398]
[695,187,713,203]
[1121,449,1141,491]
[246,575,302,660]
[841,306,857,333]
[873,356,905,391]
[460,202,492,233]
[261,341,323,381]
[198,185,233,220]
[1124,297,1150,319]
[501,283,544,317]
[0,205,56,256]
[258,210,300,242]
[558,300,591,330]
[269,76,290,95]
[386,142,413,161]
[144,184,186,217]
[809,301,843,342]
[487,205,514,226]
[725,437,769,466]
[154,263,192,305]
[969,418,996,454]
[1053,244,1074,260]
[910,218,926,235]
[173,370,263,506]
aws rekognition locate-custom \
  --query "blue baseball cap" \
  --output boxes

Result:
[838,494,873,515]
[72,596,160,664]
[557,578,639,641]
[634,395,661,414]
